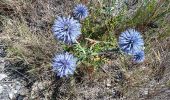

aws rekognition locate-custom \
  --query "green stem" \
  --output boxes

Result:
[75,40,86,56]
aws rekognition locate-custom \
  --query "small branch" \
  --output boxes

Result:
[85,38,112,44]
[91,48,120,56]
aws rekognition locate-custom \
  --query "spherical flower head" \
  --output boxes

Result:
[118,29,144,55]
[132,50,145,63]
[52,52,78,77]
[73,4,89,20]
[52,16,81,44]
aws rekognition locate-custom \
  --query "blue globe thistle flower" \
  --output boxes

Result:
[52,52,78,77]
[118,29,144,55]
[132,50,145,63]
[73,4,89,20]
[52,16,81,44]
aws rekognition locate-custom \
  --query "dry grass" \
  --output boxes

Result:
[0,0,170,99]
[0,0,77,76]
[0,0,75,99]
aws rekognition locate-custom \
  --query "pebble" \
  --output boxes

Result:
[0,73,7,81]
[9,92,15,99]
[106,79,111,87]
[0,85,3,93]
[0,58,5,70]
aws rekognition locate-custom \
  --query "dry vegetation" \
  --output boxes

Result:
[0,0,170,100]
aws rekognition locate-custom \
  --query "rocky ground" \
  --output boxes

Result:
[0,44,27,100]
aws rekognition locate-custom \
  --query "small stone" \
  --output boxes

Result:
[38,82,44,90]
[12,89,18,94]
[106,79,111,87]
[0,73,7,81]
[18,88,29,95]
[143,89,148,95]
[15,85,21,90]
[114,71,124,83]
[16,94,26,100]
[139,88,149,98]
[0,85,3,93]
[9,92,15,99]
[112,89,123,98]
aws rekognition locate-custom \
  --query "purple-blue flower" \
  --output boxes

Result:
[118,29,144,55]
[132,50,145,63]
[52,16,81,44]
[52,52,78,77]
[73,4,89,20]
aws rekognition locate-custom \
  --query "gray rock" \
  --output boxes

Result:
[0,73,7,81]
[0,85,3,94]
[0,59,26,100]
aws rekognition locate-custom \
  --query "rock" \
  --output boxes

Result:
[0,58,5,70]
[18,88,29,96]
[0,73,7,81]
[0,85,3,93]
[114,71,125,83]
[112,0,124,16]
[16,94,26,100]
[9,92,15,99]
[0,77,26,100]
[106,79,111,87]
[112,89,123,98]
[31,81,50,99]
[139,88,149,98]
[0,44,6,57]
[124,0,138,7]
